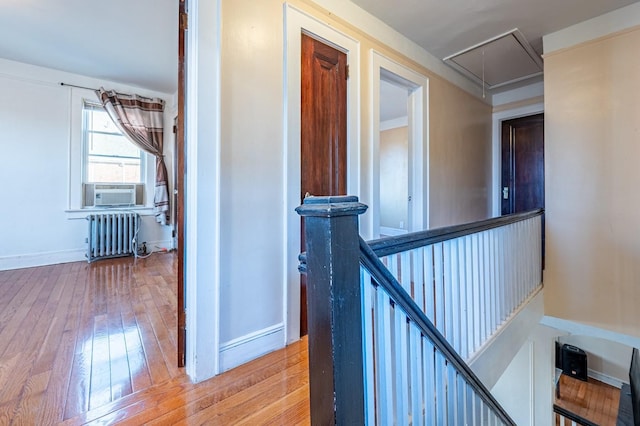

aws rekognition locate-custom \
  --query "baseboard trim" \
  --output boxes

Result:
[0,248,86,271]
[219,323,285,372]
[0,239,172,271]
[588,368,625,389]
[141,240,174,253]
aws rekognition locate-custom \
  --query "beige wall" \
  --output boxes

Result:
[430,81,492,227]
[296,0,493,229]
[219,0,285,344]
[217,0,492,362]
[380,126,408,229]
[544,26,640,337]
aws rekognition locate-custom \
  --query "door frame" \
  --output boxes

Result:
[184,0,222,381]
[370,51,429,237]
[492,101,544,217]
[176,0,186,370]
[283,4,360,344]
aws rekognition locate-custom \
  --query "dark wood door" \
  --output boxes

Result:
[300,34,347,336]
[501,113,544,215]
[176,0,187,367]
[501,113,545,264]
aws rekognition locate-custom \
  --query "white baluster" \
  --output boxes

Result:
[394,307,409,424]
[361,268,376,424]
[423,337,436,426]
[409,324,424,426]
[444,240,454,346]
[375,290,394,424]
[434,244,445,334]
[401,250,412,295]
[435,352,447,424]
[424,245,435,321]
[447,240,461,355]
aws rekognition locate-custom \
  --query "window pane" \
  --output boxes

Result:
[83,103,144,185]
[87,156,141,183]
[88,108,121,134]
[87,132,140,158]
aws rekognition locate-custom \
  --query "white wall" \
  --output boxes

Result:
[464,290,557,425]
[0,59,174,270]
[470,290,544,388]
[490,324,558,426]
[492,341,534,426]
[216,0,286,370]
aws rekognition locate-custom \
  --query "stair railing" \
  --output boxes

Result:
[553,405,598,426]
[370,208,543,360]
[297,196,540,425]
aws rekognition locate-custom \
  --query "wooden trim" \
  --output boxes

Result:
[296,196,367,425]
[218,324,285,372]
[176,0,186,368]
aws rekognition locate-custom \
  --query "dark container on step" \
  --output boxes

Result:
[562,344,588,381]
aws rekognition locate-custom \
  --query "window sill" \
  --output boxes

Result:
[65,206,155,220]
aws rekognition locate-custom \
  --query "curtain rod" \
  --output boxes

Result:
[59,82,98,91]
[59,82,160,101]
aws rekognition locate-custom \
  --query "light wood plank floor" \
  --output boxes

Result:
[555,374,620,425]
[0,254,310,425]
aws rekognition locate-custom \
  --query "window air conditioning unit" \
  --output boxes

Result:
[83,183,144,207]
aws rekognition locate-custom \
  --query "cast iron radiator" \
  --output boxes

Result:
[86,212,139,262]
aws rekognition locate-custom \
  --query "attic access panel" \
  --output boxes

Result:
[443,29,543,90]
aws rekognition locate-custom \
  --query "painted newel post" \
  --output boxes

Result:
[296,195,368,425]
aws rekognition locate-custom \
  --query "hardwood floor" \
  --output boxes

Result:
[0,254,310,425]
[555,374,620,425]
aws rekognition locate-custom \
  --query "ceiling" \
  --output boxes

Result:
[380,79,408,122]
[351,0,639,92]
[0,0,178,94]
[0,0,637,95]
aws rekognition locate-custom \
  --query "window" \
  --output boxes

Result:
[67,91,154,215]
[83,103,144,184]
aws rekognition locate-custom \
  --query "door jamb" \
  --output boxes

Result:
[184,0,222,382]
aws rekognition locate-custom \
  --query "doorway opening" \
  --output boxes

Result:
[370,52,429,238]
[378,78,410,236]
